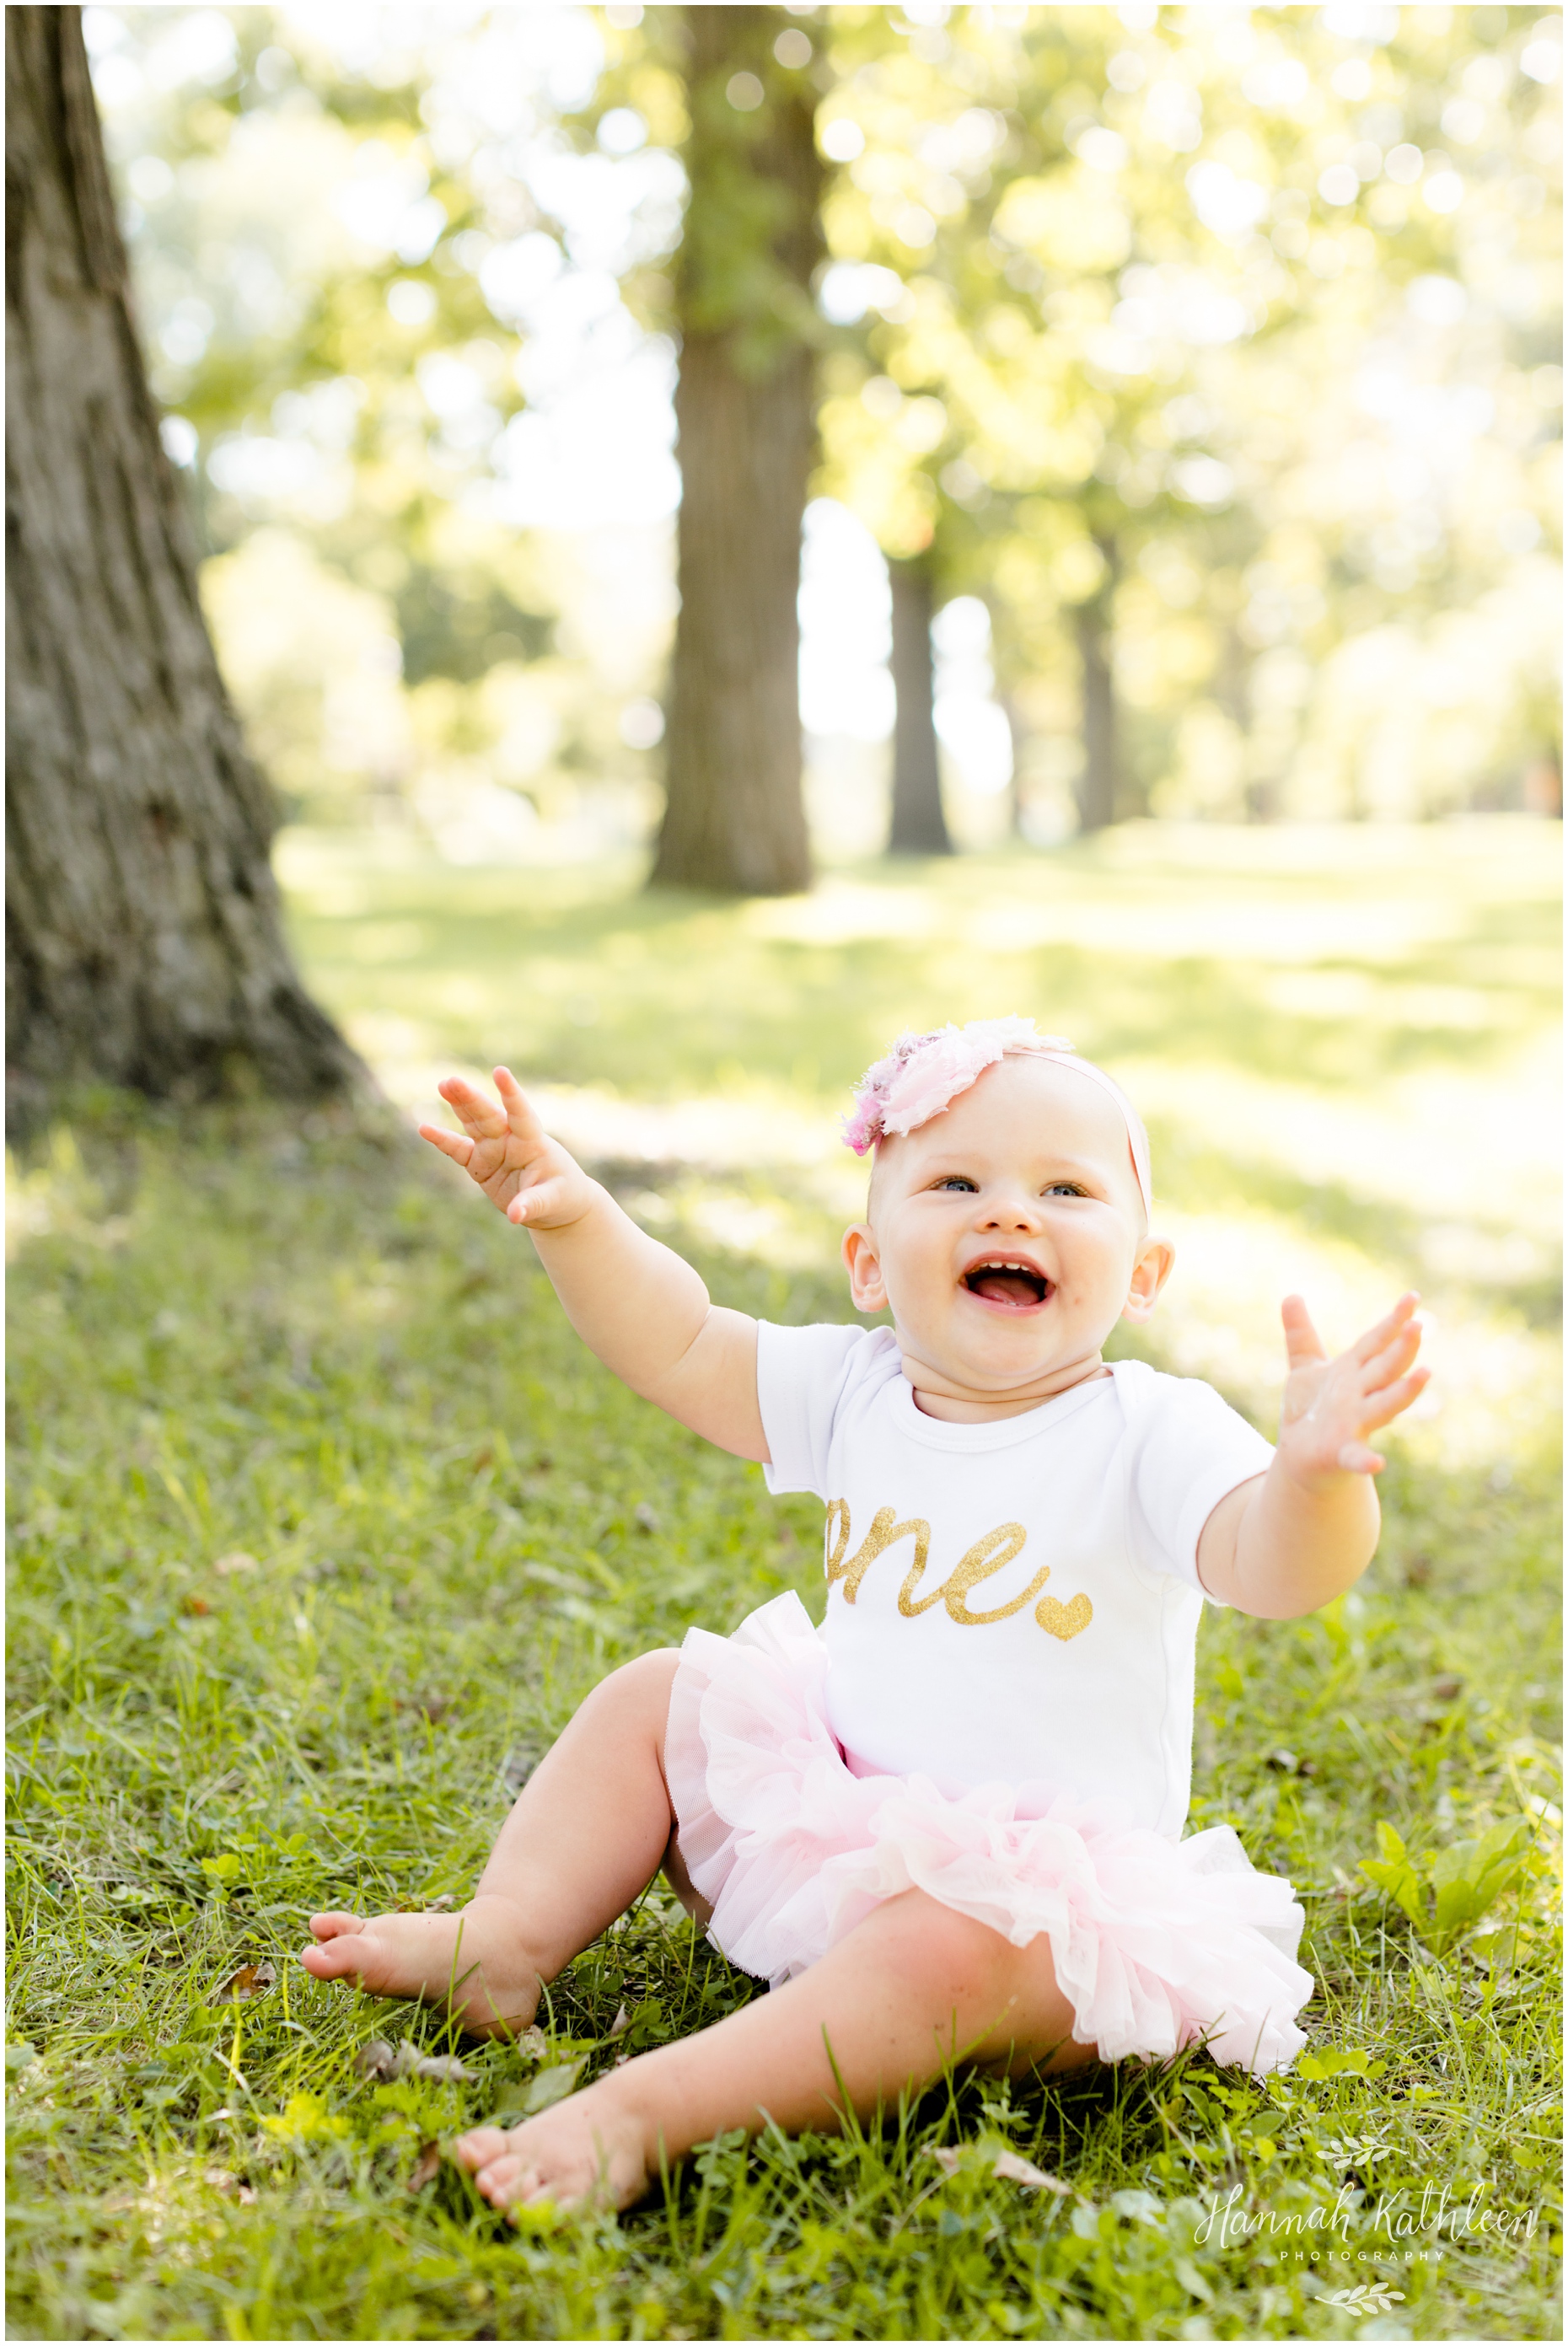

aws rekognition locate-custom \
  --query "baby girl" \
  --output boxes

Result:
[301,1018,1427,2214]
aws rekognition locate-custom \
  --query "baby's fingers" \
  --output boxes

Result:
[507,1174,572,1227]
[1360,1317,1424,1393]
[1357,1366,1431,1431]
[437,1073,509,1139]
[493,1066,550,1151]
[418,1119,475,1168]
[1351,1291,1420,1366]
[1337,1440,1386,1475]
[1281,1293,1328,1370]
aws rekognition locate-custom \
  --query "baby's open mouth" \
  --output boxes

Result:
[962,1259,1051,1309]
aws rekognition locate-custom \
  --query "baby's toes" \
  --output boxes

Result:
[309,1910,366,1941]
[298,1929,376,1981]
[453,2125,514,2172]
[476,2152,535,2209]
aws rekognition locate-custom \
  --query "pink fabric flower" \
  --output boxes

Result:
[842,1017,1152,1219]
[842,1019,1066,1156]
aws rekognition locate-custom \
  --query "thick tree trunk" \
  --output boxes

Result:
[887,556,951,856]
[652,5,820,895]
[1075,554,1120,833]
[5,8,368,1109]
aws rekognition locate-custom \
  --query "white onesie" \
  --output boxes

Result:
[756,1323,1275,1839]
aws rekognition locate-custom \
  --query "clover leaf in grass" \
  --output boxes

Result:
[260,2091,352,2145]
[1294,2047,1387,2083]
[1358,1818,1537,1955]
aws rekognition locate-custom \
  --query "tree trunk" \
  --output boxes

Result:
[887,556,951,856]
[998,688,1026,839]
[1075,561,1120,833]
[4,7,368,1110]
[652,5,820,895]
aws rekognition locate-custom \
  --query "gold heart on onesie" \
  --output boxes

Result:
[1035,1592,1093,1640]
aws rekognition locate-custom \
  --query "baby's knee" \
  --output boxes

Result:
[579,1646,682,1733]
[868,1889,1017,2000]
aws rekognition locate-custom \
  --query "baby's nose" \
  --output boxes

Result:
[983,1194,1041,1228]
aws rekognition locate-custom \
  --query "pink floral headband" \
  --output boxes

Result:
[842,1017,1152,1218]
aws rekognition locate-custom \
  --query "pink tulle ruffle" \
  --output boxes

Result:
[664,1592,1313,2077]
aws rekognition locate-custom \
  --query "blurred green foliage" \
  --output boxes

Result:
[89,3,1560,843]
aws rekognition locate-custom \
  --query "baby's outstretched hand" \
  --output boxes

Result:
[418,1066,597,1231]
[1275,1291,1429,1482]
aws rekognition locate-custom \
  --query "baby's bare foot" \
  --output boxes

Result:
[455,2084,654,2214]
[299,1894,541,2035]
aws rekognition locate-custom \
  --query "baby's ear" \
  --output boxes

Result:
[1121,1234,1174,1323]
[841,1224,887,1315]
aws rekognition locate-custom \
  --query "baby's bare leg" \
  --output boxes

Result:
[456,1887,1098,2209]
[300,1649,685,2032]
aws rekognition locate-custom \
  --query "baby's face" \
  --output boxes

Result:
[842,1056,1168,1395]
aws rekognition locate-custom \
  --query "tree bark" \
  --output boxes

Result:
[652,5,820,895]
[1075,550,1120,833]
[887,556,952,856]
[5,7,368,1109]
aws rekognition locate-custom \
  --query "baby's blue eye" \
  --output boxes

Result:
[933,1176,978,1192]
[1044,1182,1087,1198]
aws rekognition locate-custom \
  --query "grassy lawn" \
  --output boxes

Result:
[7,822,1560,2341]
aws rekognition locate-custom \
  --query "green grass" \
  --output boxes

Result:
[8,824,1562,2340]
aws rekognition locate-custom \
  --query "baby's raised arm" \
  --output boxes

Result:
[420,1068,766,1462]
[1196,1291,1428,1619]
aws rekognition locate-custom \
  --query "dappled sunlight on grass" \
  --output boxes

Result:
[7,819,1557,2340]
[280,817,1560,1474]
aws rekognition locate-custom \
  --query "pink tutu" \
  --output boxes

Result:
[664,1593,1313,2077]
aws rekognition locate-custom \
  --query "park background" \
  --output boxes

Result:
[5,5,1562,2342]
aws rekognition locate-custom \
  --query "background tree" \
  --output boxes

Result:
[90,3,1560,859]
[4,6,365,1110]
[886,553,951,853]
[651,5,823,894]
[814,3,1560,835]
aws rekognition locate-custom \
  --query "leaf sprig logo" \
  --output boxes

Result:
[1324,2282,1406,2316]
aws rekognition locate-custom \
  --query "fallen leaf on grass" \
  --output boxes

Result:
[516,2026,548,2061]
[926,2145,1068,2194]
[991,2150,1070,2194]
[185,1595,211,1616]
[404,2051,472,2084]
[216,1962,277,2001]
[356,2038,473,2085]
[523,2059,583,2112]
[212,1552,260,1577]
[608,2004,631,2039]
[202,2166,260,2204]
[408,2140,442,2193]
[492,2059,585,2119]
